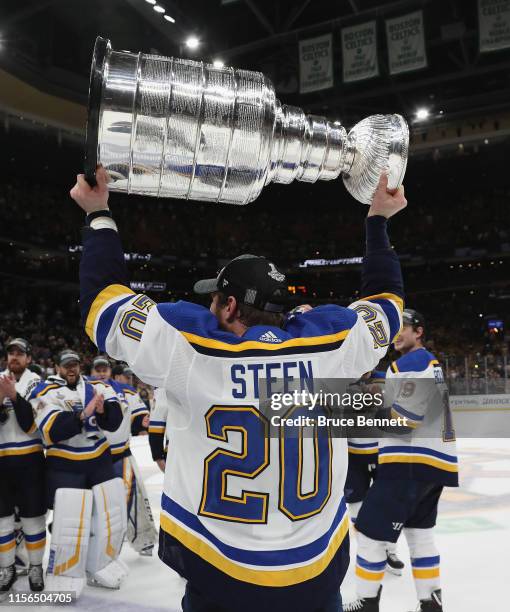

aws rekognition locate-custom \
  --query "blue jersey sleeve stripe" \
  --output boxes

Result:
[392,403,424,422]
[37,409,60,431]
[85,284,134,344]
[364,298,402,342]
[94,294,136,351]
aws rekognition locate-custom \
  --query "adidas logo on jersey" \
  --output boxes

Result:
[259,330,282,343]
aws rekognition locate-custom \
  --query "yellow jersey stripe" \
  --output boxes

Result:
[360,292,404,313]
[180,328,350,353]
[348,448,379,455]
[390,407,419,428]
[36,384,60,398]
[0,445,43,457]
[85,283,135,342]
[47,441,110,461]
[159,511,349,587]
[42,412,59,445]
[378,454,458,472]
[149,426,166,434]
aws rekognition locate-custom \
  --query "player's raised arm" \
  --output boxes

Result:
[70,167,170,386]
[346,174,407,370]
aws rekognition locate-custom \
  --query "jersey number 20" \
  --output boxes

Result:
[199,405,332,524]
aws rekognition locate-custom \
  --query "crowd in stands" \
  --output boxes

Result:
[0,141,509,387]
[1,173,509,265]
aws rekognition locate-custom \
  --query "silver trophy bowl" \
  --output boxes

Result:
[85,37,408,205]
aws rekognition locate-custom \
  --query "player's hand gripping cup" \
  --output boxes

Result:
[84,36,408,206]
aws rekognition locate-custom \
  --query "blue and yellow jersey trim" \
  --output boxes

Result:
[160,492,349,586]
[85,284,135,343]
[159,302,358,358]
[131,407,149,422]
[149,420,166,434]
[347,441,379,455]
[86,287,361,357]
[46,438,110,461]
[358,292,403,343]
[391,349,440,374]
[109,440,130,455]
[378,446,458,473]
[85,284,135,350]
[390,403,424,429]
[38,409,61,445]
[30,382,62,400]
[0,440,43,457]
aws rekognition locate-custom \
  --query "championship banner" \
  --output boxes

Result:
[299,33,334,93]
[386,10,427,75]
[342,21,378,83]
[479,0,510,52]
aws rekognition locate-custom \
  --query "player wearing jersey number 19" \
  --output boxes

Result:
[70,167,406,612]
[345,310,458,612]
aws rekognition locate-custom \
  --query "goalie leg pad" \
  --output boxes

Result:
[0,515,16,568]
[20,516,46,566]
[46,488,93,598]
[86,478,127,588]
[126,455,157,553]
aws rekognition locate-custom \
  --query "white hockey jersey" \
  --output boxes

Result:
[30,376,119,468]
[148,387,172,460]
[100,379,149,458]
[380,348,459,487]
[149,387,171,437]
[0,368,41,459]
[85,285,402,592]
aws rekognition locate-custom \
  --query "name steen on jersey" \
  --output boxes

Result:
[230,359,314,399]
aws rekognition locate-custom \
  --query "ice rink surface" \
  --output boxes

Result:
[12,437,509,611]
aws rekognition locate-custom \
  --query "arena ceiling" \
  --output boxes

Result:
[1,0,510,126]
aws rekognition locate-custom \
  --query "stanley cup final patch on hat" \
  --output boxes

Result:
[268,263,285,282]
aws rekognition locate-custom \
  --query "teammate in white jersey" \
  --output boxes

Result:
[90,357,156,556]
[0,338,45,598]
[345,370,405,576]
[149,387,171,473]
[345,310,458,612]
[71,167,407,612]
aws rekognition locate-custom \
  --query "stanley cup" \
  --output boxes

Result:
[85,37,409,205]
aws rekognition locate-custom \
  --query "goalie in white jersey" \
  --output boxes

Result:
[71,168,407,612]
